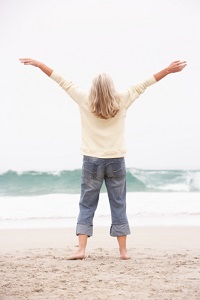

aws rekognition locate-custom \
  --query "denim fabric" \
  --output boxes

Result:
[76,156,131,237]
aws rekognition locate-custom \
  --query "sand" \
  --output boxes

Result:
[0,226,200,300]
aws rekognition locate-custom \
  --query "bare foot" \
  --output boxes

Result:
[67,251,85,260]
[120,253,131,260]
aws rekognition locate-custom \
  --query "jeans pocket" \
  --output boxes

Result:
[107,160,126,178]
[82,162,98,180]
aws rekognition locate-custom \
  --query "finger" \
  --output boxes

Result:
[178,62,187,68]
[178,61,187,65]
[177,64,187,72]
[19,58,30,62]
[19,58,32,64]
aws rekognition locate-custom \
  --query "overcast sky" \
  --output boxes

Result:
[0,0,200,171]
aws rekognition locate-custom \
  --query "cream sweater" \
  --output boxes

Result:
[50,71,157,158]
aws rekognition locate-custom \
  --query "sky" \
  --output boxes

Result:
[0,0,200,171]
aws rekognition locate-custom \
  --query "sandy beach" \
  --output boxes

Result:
[0,226,200,300]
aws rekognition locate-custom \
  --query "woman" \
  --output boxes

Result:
[19,58,187,259]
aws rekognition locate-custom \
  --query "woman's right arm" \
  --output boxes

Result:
[19,58,53,77]
[121,60,187,108]
[153,60,187,81]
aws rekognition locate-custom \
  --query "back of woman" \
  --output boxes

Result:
[19,57,187,259]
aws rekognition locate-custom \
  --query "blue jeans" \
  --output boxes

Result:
[76,156,131,237]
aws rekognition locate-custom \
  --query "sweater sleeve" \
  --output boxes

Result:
[120,76,157,109]
[50,71,86,105]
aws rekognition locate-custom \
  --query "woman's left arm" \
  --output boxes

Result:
[20,58,86,105]
[19,58,53,77]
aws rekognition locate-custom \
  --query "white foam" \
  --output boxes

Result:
[0,192,200,228]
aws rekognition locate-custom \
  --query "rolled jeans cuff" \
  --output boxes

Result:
[76,223,93,237]
[110,224,131,237]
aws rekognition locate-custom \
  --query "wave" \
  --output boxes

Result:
[0,170,81,196]
[127,169,200,192]
[1,193,200,228]
[0,169,200,196]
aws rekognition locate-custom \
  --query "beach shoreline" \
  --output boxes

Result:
[0,226,200,252]
[1,226,200,300]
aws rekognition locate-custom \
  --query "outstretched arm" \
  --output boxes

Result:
[19,58,53,77]
[19,58,86,105]
[121,60,187,108]
[153,60,187,81]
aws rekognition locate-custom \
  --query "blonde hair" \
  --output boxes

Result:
[89,73,120,119]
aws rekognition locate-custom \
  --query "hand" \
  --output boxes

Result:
[19,58,53,76]
[166,60,187,74]
[19,58,41,67]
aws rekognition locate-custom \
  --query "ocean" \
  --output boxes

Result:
[0,168,200,229]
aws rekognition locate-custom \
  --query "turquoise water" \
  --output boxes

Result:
[0,169,200,196]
